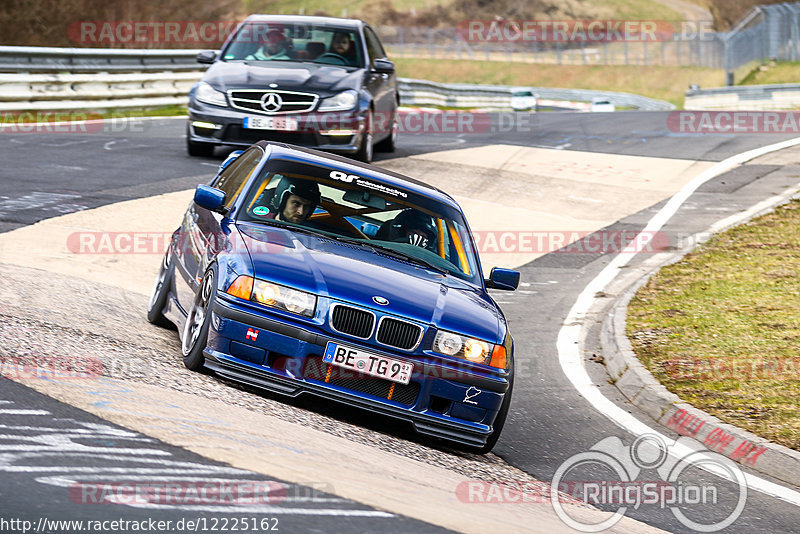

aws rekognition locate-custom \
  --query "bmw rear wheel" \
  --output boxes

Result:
[181,266,216,371]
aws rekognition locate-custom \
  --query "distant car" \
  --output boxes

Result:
[148,142,519,452]
[187,15,399,163]
[510,88,538,111]
[590,98,615,112]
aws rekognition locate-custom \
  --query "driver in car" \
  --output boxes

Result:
[328,32,356,64]
[252,177,321,224]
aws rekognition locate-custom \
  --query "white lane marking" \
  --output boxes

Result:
[51,164,86,171]
[0,192,80,217]
[113,502,395,516]
[0,410,50,415]
[0,401,12,405]
[40,140,92,147]
[568,195,604,203]
[0,466,251,473]
[557,136,800,504]
[200,162,220,167]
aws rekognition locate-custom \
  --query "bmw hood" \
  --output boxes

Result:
[235,225,503,343]
[202,61,361,97]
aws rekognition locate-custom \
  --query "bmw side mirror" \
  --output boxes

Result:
[486,267,520,291]
[373,59,395,74]
[219,150,244,172]
[196,51,217,64]
[194,185,226,213]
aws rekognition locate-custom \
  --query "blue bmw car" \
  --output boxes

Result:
[148,142,519,452]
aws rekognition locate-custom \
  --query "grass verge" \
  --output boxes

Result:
[739,61,800,86]
[0,105,188,122]
[393,58,725,107]
[627,199,800,449]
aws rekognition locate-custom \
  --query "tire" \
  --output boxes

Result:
[354,110,373,163]
[146,250,174,329]
[187,138,215,157]
[186,125,215,157]
[474,375,514,454]
[374,109,398,153]
[181,266,217,371]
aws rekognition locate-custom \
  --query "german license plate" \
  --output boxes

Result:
[243,116,299,131]
[323,342,412,385]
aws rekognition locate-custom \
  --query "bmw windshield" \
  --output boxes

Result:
[236,159,482,284]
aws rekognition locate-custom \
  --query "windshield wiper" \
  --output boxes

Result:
[362,241,449,276]
[249,221,448,275]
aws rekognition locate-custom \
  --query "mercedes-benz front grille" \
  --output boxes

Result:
[228,90,318,115]
[330,305,375,339]
[377,317,423,350]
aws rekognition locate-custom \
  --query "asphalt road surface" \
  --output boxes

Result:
[2,112,800,532]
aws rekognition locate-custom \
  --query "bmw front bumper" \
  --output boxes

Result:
[205,296,511,448]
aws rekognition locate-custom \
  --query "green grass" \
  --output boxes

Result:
[393,57,724,107]
[240,0,683,22]
[583,0,683,21]
[241,0,449,18]
[739,61,800,86]
[0,106,187,121]
[627,200,800,449]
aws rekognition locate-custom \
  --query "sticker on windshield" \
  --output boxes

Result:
[329,170,408,198]
[252,206,270,216]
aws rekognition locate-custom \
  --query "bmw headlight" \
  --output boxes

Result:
[195,82,228,107]
[225,276,316,318]
[318,90,358,112]
[433,329,506,368]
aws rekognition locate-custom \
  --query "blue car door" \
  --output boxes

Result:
[173,147,264,315]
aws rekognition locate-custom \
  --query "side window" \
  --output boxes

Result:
[213,148,262,208]
[363,27,386,65]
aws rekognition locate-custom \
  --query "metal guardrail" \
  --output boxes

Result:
[685,83,800,110]
[0,45,674,112]
[400,78,675,111]
[0,46,200,72]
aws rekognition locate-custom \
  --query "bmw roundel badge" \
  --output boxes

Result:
[372,296,389,305]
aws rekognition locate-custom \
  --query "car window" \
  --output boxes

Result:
[363,27,386,64]
[212,148,263,209]
[222,22,364,67]
[237,159,481,283]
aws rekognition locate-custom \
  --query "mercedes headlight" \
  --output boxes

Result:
[195,82,228,107]
[318,90,358,112]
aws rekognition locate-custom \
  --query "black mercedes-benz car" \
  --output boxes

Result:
[187,15,399,163]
